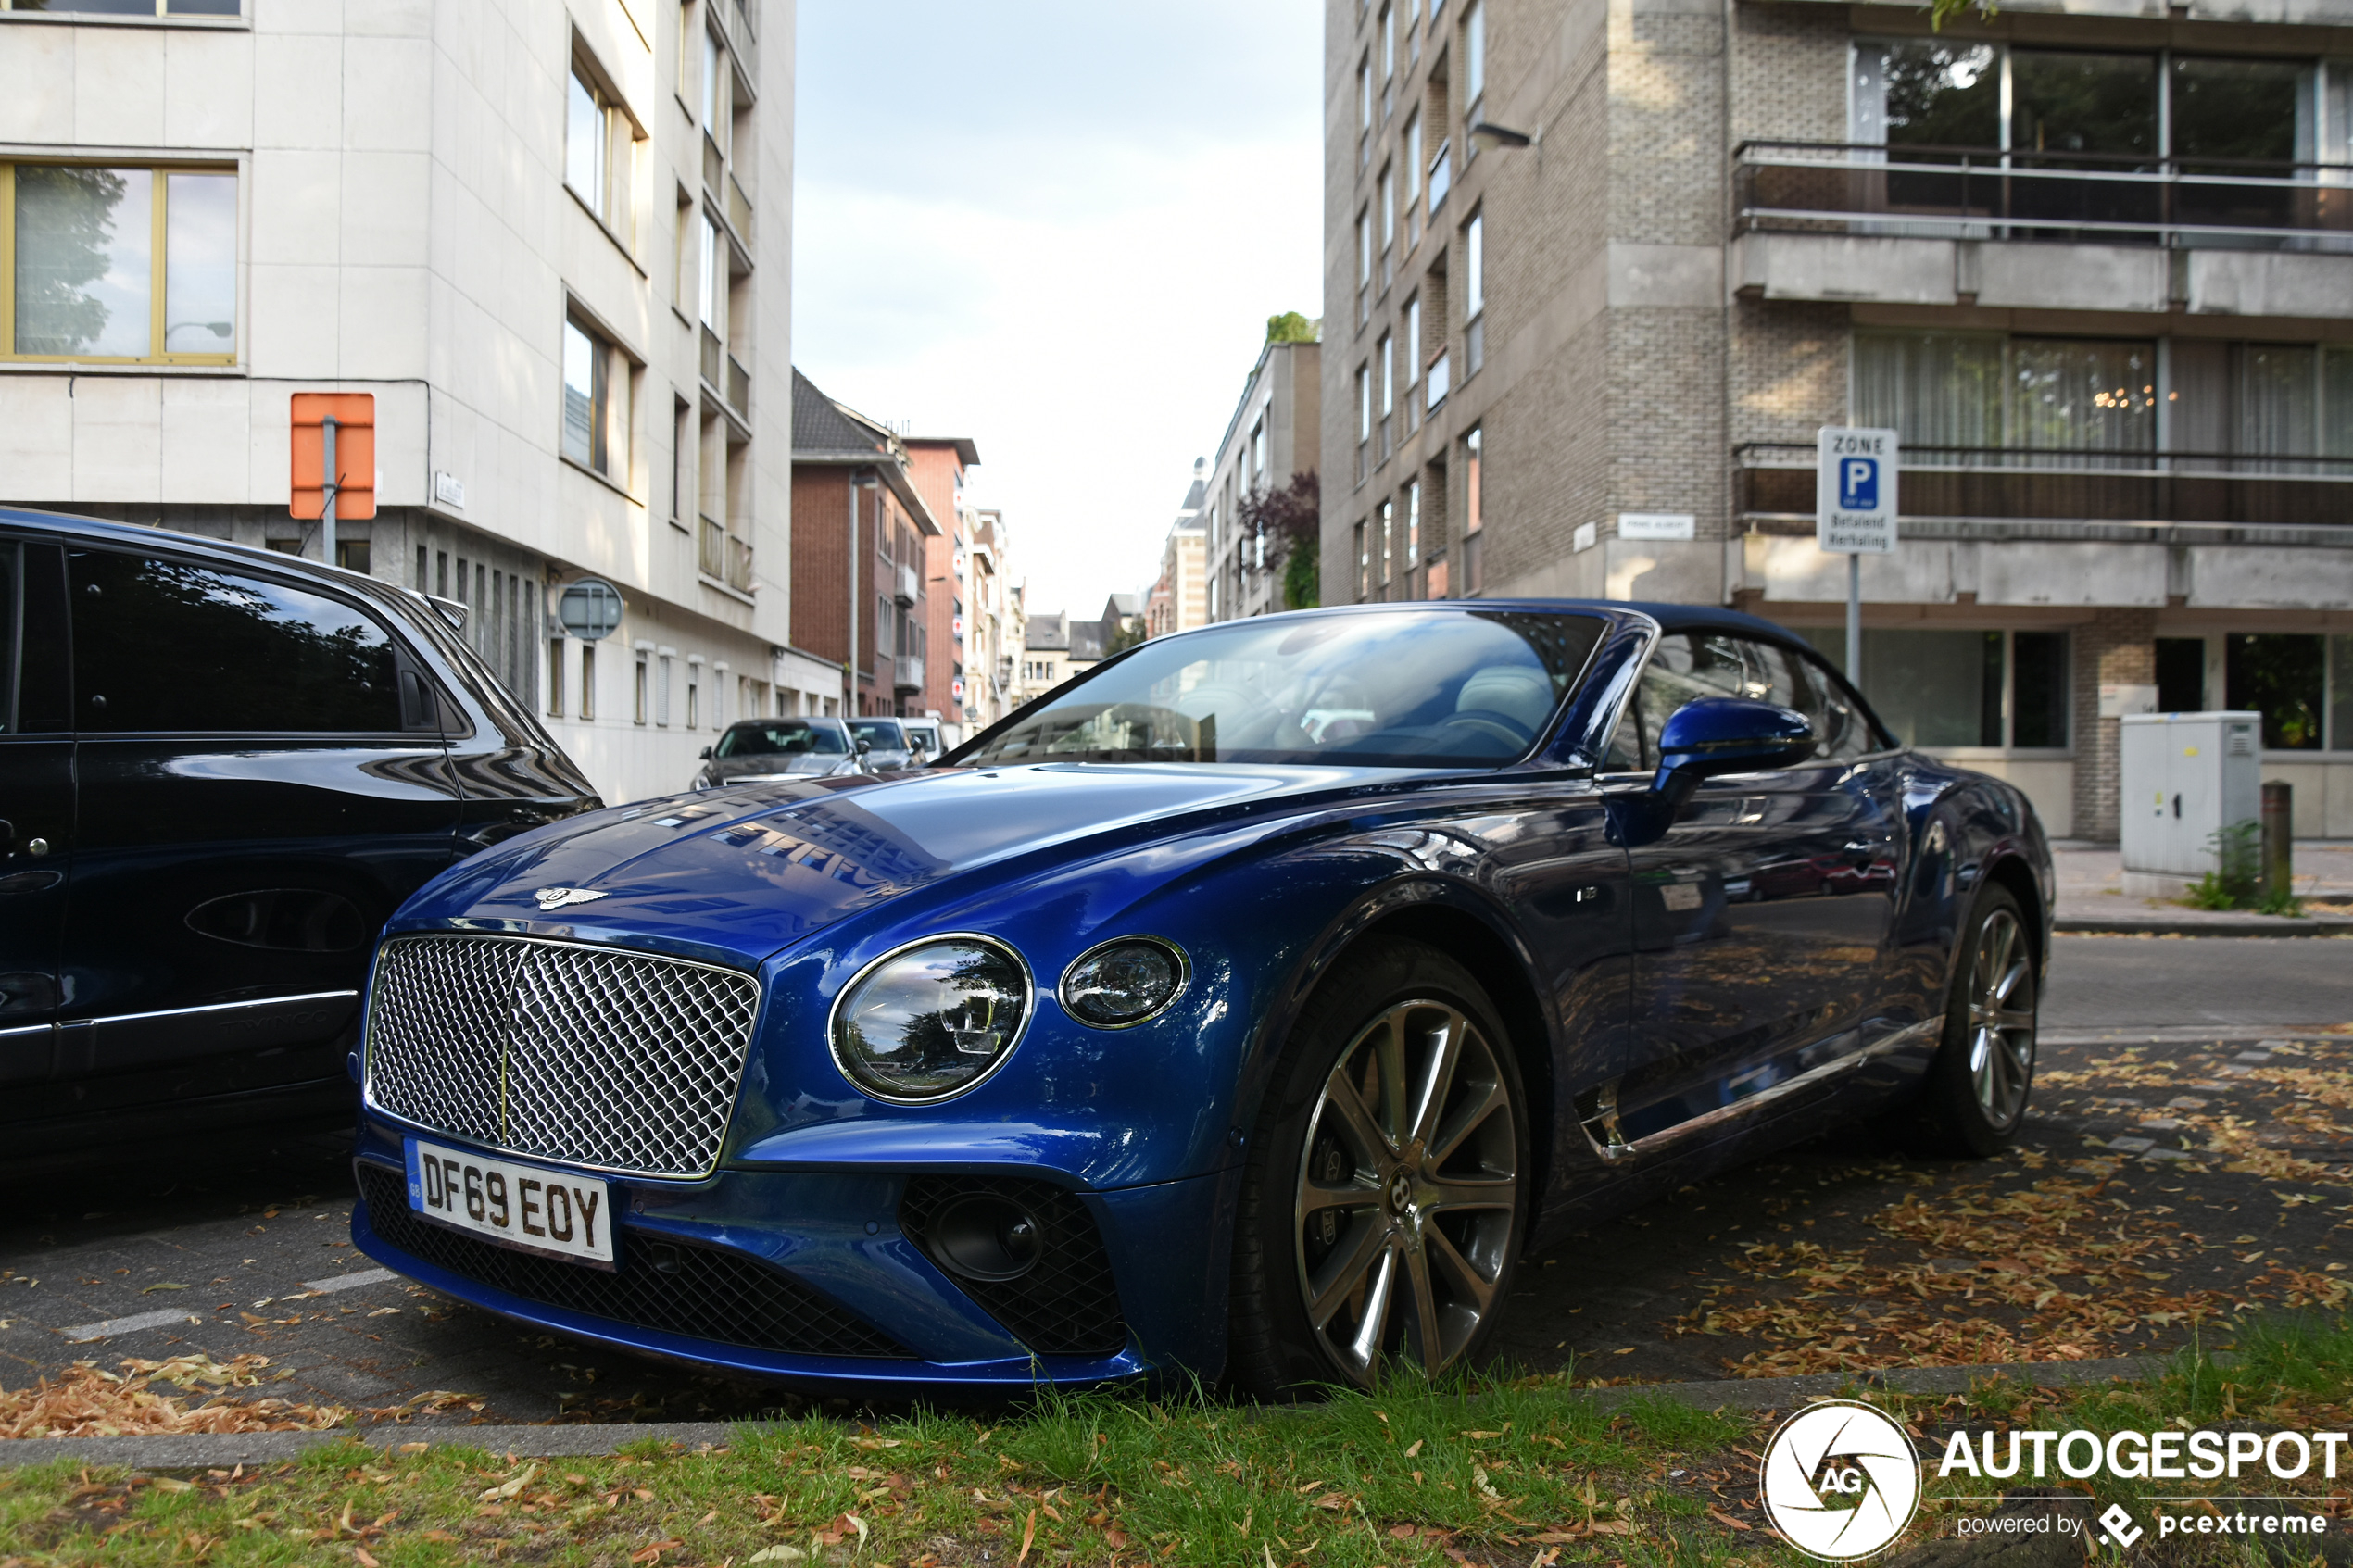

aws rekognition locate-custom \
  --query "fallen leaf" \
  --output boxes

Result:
[1016,1506,1037,1567]
[1403,1438,1424,1459]
[1708,1505,1753,1531]
[477,1464,539,1502]
[746,1548,806,1564]
[355,1549,381,1568]
[629,1539,683,1564]
[141,1283,189,1295]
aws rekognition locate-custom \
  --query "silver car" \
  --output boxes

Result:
[693,717,867,789]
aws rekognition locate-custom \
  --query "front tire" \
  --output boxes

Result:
[1227,938,1529,1398]
[1914,886,2039,1158]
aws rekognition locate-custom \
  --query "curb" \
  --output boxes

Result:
[0,1355,2202,1470]
[2057,916,2353,937]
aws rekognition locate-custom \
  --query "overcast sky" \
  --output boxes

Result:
[792,0,1323,620]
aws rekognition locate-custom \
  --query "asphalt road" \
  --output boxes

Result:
[2,935,2345,1424]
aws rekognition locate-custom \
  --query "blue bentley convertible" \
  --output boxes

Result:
[349,601,2051,1396]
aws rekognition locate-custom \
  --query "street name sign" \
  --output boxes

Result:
[1816,427,1897,555]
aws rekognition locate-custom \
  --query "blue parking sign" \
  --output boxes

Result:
[1839,457,1879,510]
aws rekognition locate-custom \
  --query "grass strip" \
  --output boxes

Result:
[2,1316,2349,1567]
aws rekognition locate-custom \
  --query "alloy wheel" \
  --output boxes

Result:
[1965,908,2036,1131]
[1292,998,1519,1385]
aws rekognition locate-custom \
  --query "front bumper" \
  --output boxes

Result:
[348,1117,1235,1392]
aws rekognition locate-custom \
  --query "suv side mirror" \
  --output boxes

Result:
[1653,696,1817,807]
[856,739,872,755]
[698,746,713,760]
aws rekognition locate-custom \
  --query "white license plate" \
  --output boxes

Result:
[403,1138,616,1269]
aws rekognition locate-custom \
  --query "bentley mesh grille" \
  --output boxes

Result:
[356,1163,909,1359]
[365,934,760,1178]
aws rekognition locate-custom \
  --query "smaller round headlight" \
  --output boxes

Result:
[831,936,1031,1102]
[1060,937,1189,1028]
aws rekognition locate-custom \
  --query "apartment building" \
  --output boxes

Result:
[1144,459,1212,638]
[1321,0,2353,839]
[787,367,941,717]
[905,435,980,738]
[959,507,1015,730]
[0,0,799,805]
[1202,334,1323,623]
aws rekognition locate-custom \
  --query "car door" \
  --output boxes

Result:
[1606,631,1901,1145]
[50,544,463,1108]
[0,536,73,1097]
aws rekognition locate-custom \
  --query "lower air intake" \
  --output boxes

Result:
[900,1176,1129,1357]
[356,1162,908,1360]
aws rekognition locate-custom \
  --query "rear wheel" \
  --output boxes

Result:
[1914,886,2038,1157]
[1227,938,1528,1397]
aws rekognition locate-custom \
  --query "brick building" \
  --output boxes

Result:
[1146,459,1213,639]
[905,436,980,736]
[788,368,941,717]
[1320,0,2353,840]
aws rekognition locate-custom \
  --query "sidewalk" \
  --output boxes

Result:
[2052,840,2353,935]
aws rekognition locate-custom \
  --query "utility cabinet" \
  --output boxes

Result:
[2120,711,2262,888]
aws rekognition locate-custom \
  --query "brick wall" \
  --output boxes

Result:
[2071,607,2158,843]
[789,468,852,670]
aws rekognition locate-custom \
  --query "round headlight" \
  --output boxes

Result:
[1059,937,1189,1028]
[830,936,1031,1102]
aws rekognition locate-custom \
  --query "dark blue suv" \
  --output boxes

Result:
[0,510,598,1168]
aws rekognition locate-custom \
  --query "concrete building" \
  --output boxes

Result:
[1203,334,1322,622]
[1145,459,1212,638]
[1320,0,2353,839]
[0,0,802,805]
[1010,608,1090,709]
[787,367,941,718]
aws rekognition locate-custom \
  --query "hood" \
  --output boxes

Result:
[701,752,858,784]
[402,763,1380,967]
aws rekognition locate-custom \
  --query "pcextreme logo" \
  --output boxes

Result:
[1759,1401,1922,1561]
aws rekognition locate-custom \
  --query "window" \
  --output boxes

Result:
[547,637,566,716]
[698,211,720,329]
[414,546,429,592]
[672,396,692,520]
[562,316,631,478]
[701,29,724,136]
[1404,111,1424,226]
[1405,482,1421,583]
[1463,0,1485,125]
[580,644,597,720]
[1611,635,1882,771]
[1379,501,1394,586]
[1464,209,1485,376]
[69,550,409,733]
[1404,295,1421,388]
[2227,633,2325,750]
[1380,4,1395,83]
[1356,209,1371,291]
[1251,419,1266,482]
[1356,363,1371,446]
[1378,164,1395,262]
[0,0,239,14]
[1355,520,1370,599]
[1378,333,1394,419]
[1796,628,2069,749]
[5,164,235,361]
[657,652,673,725]
[566,62,635,233]
[1462,427,1483,595]
[1358,56,1373,138]
[1854,333,2154,455]
[634,649,648,724]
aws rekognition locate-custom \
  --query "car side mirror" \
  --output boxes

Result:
[1652,696,1817,808]
[856,739,872,755]
[698,746,712,760]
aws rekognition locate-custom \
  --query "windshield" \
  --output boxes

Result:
[956,609,1605,769]
[850,721,907,748]
[715,721,848,758]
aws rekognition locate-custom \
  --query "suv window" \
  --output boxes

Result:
[1605,633,1883,771]
[70,550,406,734]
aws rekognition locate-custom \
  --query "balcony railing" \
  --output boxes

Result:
[703,135,725,202]
[1734,141,2353,249]
[727,173,754,247]
[698,515,726,579]
[726,352,750,417]
[893,655,925,694]
[893,561,919,605]
[699,327,724,392]
[728,535,754,593]
[1733,441,2353,529]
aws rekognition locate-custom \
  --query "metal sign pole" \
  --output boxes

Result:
[321,415,340,566]
[1847,553,1862,690]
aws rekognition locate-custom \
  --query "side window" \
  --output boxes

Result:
[1779,644,1882,761]
[69,551,407,734]
[0,546,14,734]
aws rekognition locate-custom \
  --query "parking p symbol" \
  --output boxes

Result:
[1840,458,1879,510]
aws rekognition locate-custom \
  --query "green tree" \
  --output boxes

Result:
[1265,311,1320,345]
[1239,471,1323,610]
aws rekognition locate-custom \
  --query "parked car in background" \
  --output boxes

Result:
[899,716,945,759]
[347,600,2050,1398]
[849,717,922,770]
[695,718,867,790]
[0,509,598,1169]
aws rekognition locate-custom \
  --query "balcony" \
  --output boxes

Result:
[1734,142,2353,250]
[728,535,754,593]
[728,173,754,247]
[1733,442,2353,530]
[893,655,925,695]
[726,352,750,418]
[698,515,726,579]
[893,561,919,605]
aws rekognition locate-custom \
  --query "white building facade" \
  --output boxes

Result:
[0,0,798,806]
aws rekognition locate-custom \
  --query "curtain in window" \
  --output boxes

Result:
[2008,338,2155,460]
[1853,334,2002,453]
[2324,347,2353,459]
[2238,345,2318,466]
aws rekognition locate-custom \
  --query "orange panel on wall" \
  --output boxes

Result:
[290,393,377,520]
